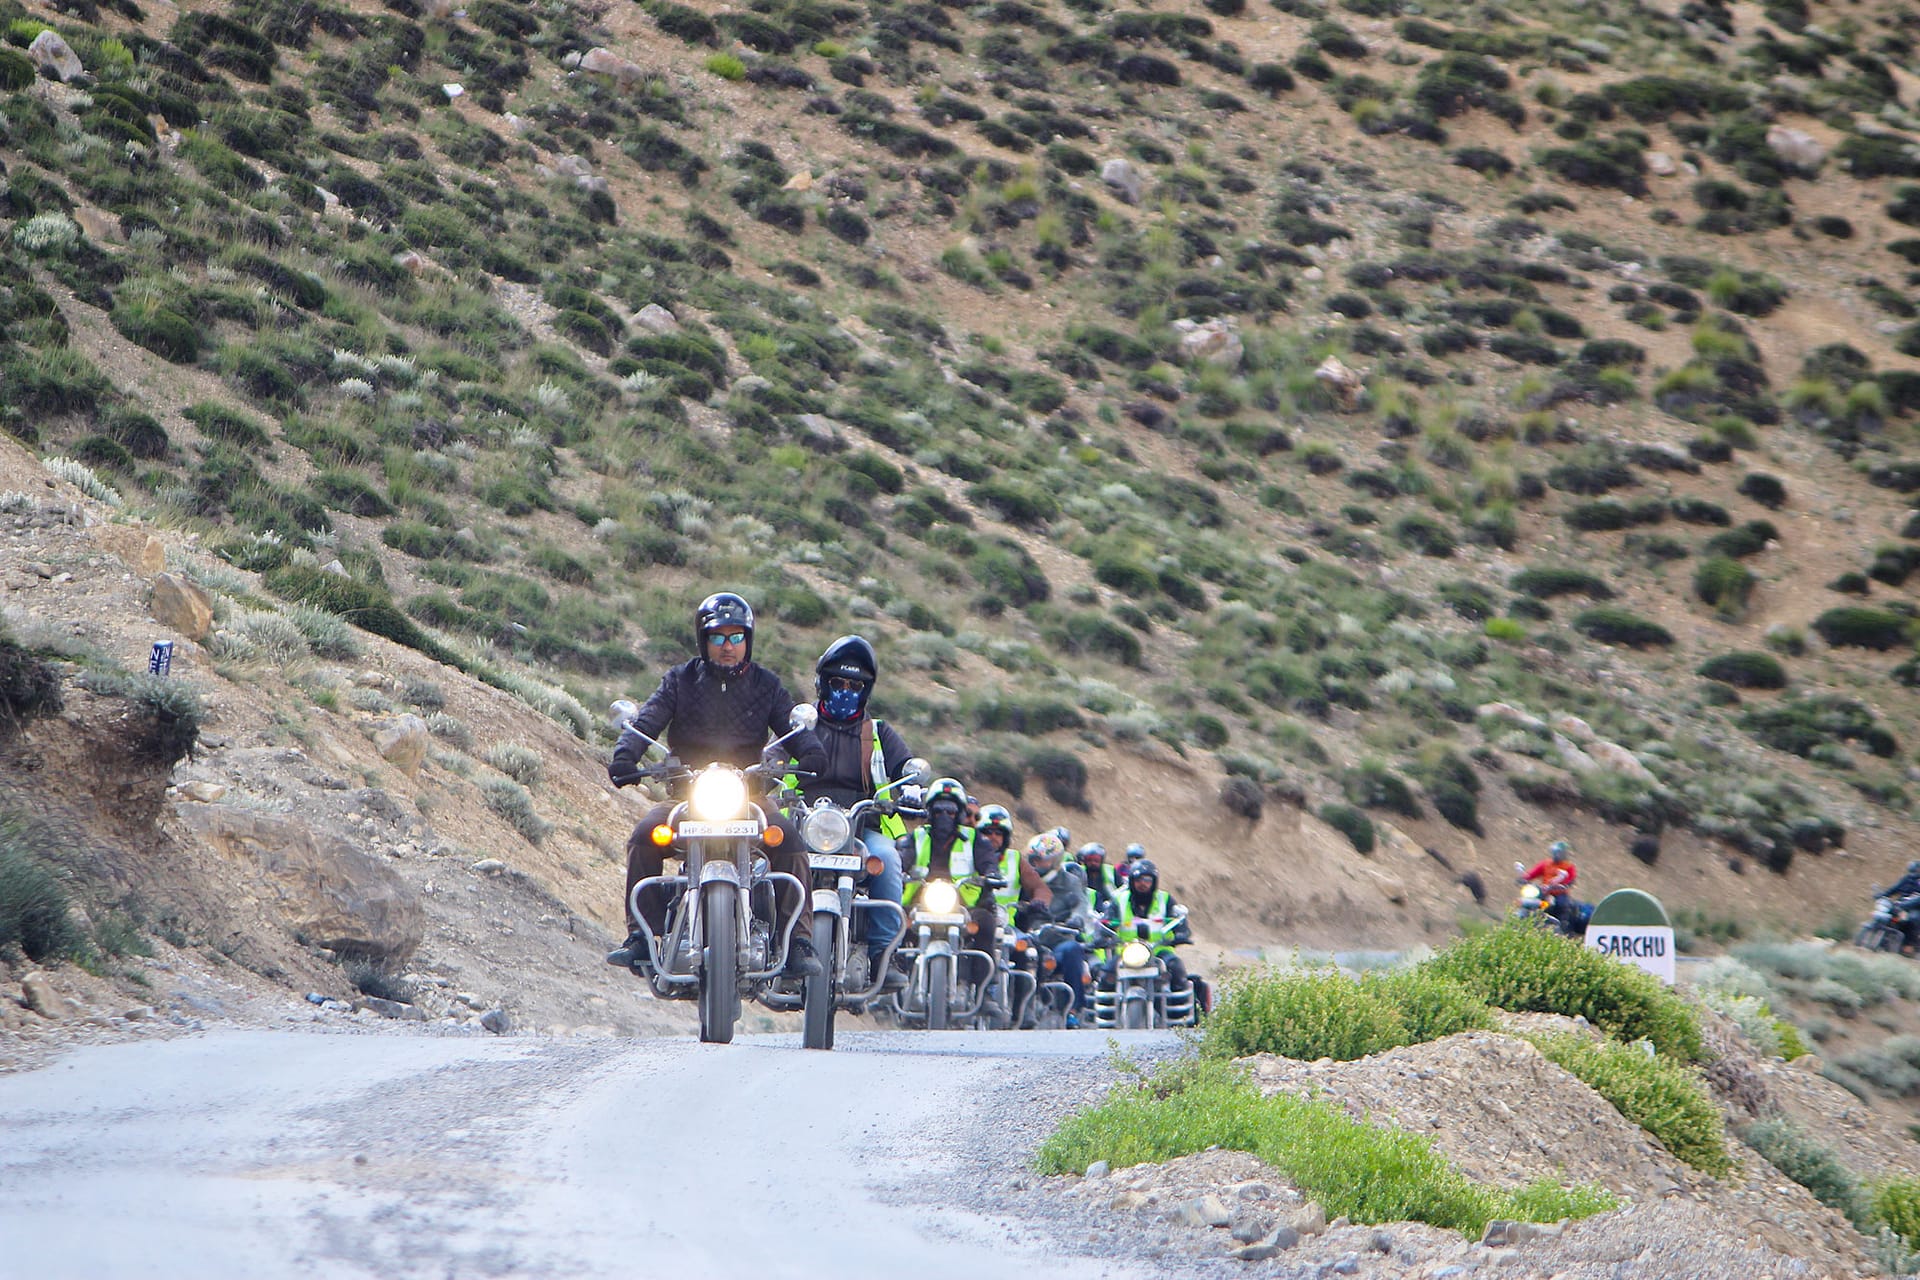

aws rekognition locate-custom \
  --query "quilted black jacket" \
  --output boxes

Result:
[610,659,825,782]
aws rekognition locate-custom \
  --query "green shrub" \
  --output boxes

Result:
[1574,606,1673,647]
[183,401,270,450]
[0,808,87,962]
[1427,924,1705,1060]
[485,742,542,788]
[1697,651,1786,689]
[1874,1179,1920,1249]
[705,52,747,80]
[1342,760,1421,818]
[112,303,202,363]
[264,566,457,665]
[1813,607,1910,651]
[1362,968,1496,1043]
[969,478,1059,528]
[1509,566,1614,600]
[1738,1118,1870,1228]
[0,629,62,728]
[1035,1060,1616,1237]
[1203,967,1410,1061]
[1319,802,1375,852]
[481,776,551,843]
[78,669,203,766]
[1692,556,1755,618]
[1025,745,1088,809]
[1530,1033,1731,1175]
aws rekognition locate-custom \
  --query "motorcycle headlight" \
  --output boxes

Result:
[802,806,851,854]
[922,880,960,915]
[1120,941,1152,969]
[690,767,748,820]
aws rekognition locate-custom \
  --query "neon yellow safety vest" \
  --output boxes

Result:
[1116,890,1176,948]
[904,828,983,908]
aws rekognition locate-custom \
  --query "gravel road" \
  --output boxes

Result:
[0,1027,1186,1280]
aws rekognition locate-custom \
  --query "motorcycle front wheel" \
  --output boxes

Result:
[801,912,837,1051]
[926,953,951,1031]
[1120,993,1148,1030]
[698,882,739,1044]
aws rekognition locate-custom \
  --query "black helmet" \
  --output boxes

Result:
[815,634,877,715]
[1129,858,1158,889]
[695,592,754,665]
[1909,860,1920,875]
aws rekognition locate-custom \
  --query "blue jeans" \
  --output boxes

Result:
[1053,939,1089,1011]
[859,827,903,961]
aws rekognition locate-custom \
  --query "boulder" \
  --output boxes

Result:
[180,806,424,962]
[20,971,65,1020]
[1314,356,1366,411]
[1646,151,1678,177]
[149,573,214,641]
[1766,126,1825,171]
[633,303,680,335]
[553,154,593,178]
[138,536,167,575]
[1550,714,1596,743]
[1100,158,1144,205]
[1588,739,1656,783]
[782,170,814,192]
[579,46,648,90]
[28,29,84,82]
[1175,317,1244,369]
[374,715,430,776]
[179,781,228,803]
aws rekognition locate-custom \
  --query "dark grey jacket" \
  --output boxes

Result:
[801,713,914,807]
[609,659,825,783]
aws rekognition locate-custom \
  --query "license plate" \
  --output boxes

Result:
[677,820,760,838]
[810,853,863,871]
[916,913,965,927]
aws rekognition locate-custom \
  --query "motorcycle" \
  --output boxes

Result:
[615,703,817,1045]
[1512,864,1591,937]
[978,920,1038,1031]
[889,870,1000,1031]
[1091,911,1197,1030]
[763,758,930,1051]
[1856,894,1917,953]
[1024,922,1084,1030]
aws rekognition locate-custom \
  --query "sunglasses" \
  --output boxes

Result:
[706,632,748,647]
[825,676,866,691]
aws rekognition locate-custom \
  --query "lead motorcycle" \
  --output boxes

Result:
[614,703,817,1044]
[764,758,930,1050]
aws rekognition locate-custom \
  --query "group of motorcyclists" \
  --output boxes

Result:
[604,591,1207,1030]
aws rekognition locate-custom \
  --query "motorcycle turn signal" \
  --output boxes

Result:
[762,826,784,847]
[864,854,886,877]
[649,824,674,847]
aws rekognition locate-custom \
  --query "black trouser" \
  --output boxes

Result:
[623,803,809,945]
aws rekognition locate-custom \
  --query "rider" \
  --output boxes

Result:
[900,778,1001,973]
[1520,839,1580,932]
[1080,841,1120,906]
[1884,860,1920,951]
[1119,842,1147,884]
[606,592,827,977]
[1016,833,1097,1027]
[799,634,912,985]
[1103,858,1201,1007]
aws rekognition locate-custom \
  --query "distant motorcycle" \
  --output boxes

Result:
[1856,894,1917,953]
[1512,863,1591,938]
[615,704,816,1045]
[1025,922,1083,1030]
[1091,912,1198,1030]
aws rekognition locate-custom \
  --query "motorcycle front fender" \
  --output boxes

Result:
[699,858,742,887]
[811,888,843,915]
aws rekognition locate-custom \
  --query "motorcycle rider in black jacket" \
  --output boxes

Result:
[605,592,828,977]
[1887,860,1920,951]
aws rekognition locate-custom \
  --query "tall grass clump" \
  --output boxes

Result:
[486,742,543,788]
[1363,968,1498,1042]
[480,776,551,843]
[0,807,86,962]
[1737,1118,1870,1228]
[1426,923,1704,1061]
[1528,1033,1732,1175]
[77,669,203,766]
[1035,1059,1616,1236]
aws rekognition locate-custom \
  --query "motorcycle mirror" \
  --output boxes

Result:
[789,703,819,732]
[1173,904,1189,920]
[903,757,932,786]
[609,699,640,733]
